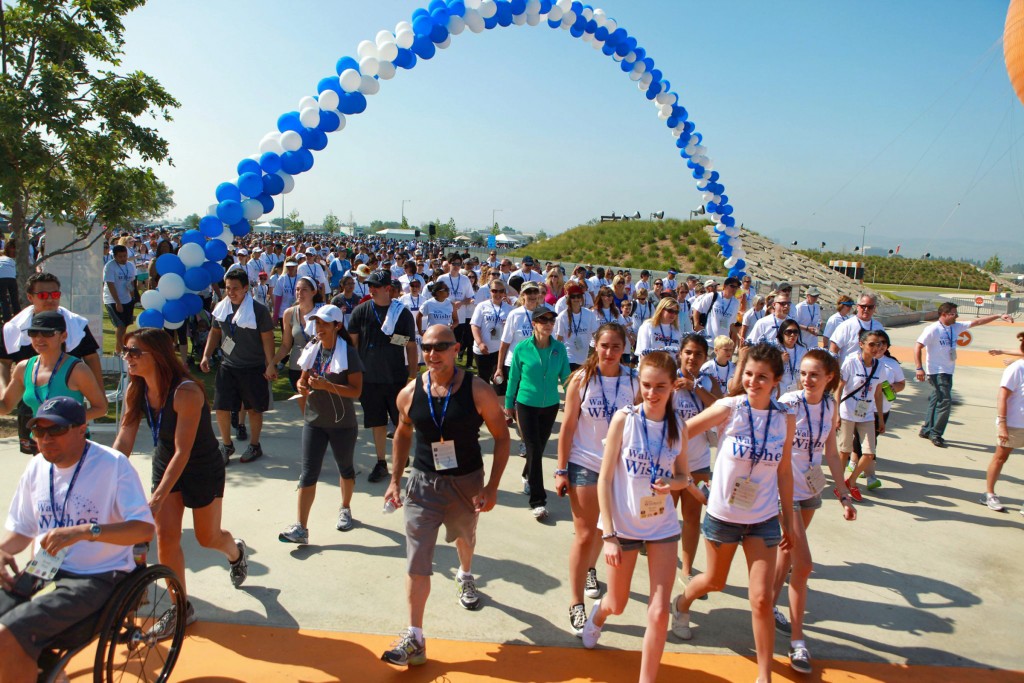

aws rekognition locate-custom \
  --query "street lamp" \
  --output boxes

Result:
[401,199,411,225]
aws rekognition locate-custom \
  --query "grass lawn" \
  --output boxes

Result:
[872,283,991,295]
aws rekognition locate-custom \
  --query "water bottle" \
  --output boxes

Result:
[133,541,149,567]
[383,496,400,514]
[881,380,896,402]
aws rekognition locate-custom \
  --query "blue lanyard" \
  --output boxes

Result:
[448,275,461,300]
[943,323,955,348]
[315,345,334,375]
[143,392,163,449]
[371,302,386,327]
[659,324,675,344]
[595,366,623,425]
[717,298,735,320]
[118,263,132,284]
[639,406,669,489]
[425,371,455,442]
[490,303,505,326]
[787,344,800,378]
[32,352,65,407]
[570,311,582,336]
[801,394,826,463]
[744,399,774,473]
[713,361,730,386]
[49,444,89,528]
[860,359,878,398]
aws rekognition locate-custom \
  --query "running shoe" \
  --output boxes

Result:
[866,476,882,491]
[237,424,248,441]
[220,442,235,466]
[522,477,530,495]
[584,567,602,599]
[531,506,548,521]
[518,441,527,457]
[239,442,263,463]
[368,460,388,483]
[981,493,1006,512]
[581,601,603,649]
[669,595,692,640]
[569,603,587,636]
[147,601,197,641]
[773,606,792,635]
[930,435,948,448]
[845,478,863,502]
[229,539,248,588]
[278,523,309,544]
[789,645,812,674]
[456,574,480,610]
[336,506,354,531]
[381,629,426,666]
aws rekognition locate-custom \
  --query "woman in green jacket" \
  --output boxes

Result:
[506,307,571,521]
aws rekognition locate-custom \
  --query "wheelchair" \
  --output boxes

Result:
[35,561,186,683]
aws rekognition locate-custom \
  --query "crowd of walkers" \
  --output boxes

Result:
[0,228,1020,683]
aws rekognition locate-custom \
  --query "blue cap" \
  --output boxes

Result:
[28,396,87,428]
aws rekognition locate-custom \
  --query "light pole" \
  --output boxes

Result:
[492,208,503,232]
[401,199,411,226]
[859,225,866,256]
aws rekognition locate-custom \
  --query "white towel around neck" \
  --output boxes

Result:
[212,293,258,329]
[297,338,349,374]
[381,300,405,336]
[3,306,88,354]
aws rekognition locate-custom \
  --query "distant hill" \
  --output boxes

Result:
[795,251,1002,290]
[513,219,726,275]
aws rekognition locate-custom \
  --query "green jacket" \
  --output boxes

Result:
[506,337,571,409]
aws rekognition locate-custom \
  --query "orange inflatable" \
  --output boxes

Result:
[1005,0,1024,105]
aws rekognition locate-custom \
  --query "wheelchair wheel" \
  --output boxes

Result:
[92,564,186,683]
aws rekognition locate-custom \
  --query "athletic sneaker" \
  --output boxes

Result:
[581,601,603,649]
[229,539,248,588]
[381,629,426,666]
[237,424,248,441]
[930,435,948,448]
[278,523,309,544]
[147,600,197,641]
[773,607,792,635]
[584,567,602,599]
[336,506,354,531]
[981,493,1006,512]
[789,645,813,674]
[531,506,548,520]
[866,476,882,490]
[220,442,235,466]
[456,574,480,610]
[522,477,530,495]
[669,595,691,640]
[239,442,263,463]
[368,460,388,483]
[518,441,527,457]
[569,603,587,636]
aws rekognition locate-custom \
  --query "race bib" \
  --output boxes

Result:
[25,547,68,581]
[805,466,827,496]
[729,478,760,511]
[221,336,236,356]
[391,334,410,347]
[853,400,870,419]
[639,494,667,518]
[431,440,458,471]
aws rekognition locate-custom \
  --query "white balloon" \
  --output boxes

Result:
[318,88,340,111]
[512,12,527,26]
[465,10,485,32]
[581,30,593,42]
[333,111,347,131]
[657,109,670,121]
[561,10,575,27]
[357,40,378,59]
[158,273,186,300]
[340,68,362,93]
[702,192,714,203]
[280,130,302,152]
[438,34,453,48]
[395,20,413,33]
[376,29,395,46]
[591,38,604,49]
[242,198,264,221]
[140,289,166,311]
[640,72,653,85]
[527,13,541,26]
[703,170,712,180]
[299,107,320,128]
[298,95,317,111]
[526,0,542,13]
[178,242,206,269]
[359,75,380,95]
[556,0,571,10]
[696,179,709,190]
[377,61,396,80]
[396,29,415,49]
[612,52,623,61]
[547,6,563,21]
[628,69,642,82]
[377,40,399,61]
[624,52,636,63]
[658,103,673,116]
[633,60,646,73]
[593,8,606,24]
[604,18,617,32]
[465,0,481,8]
[276,171,295,194]
[164,319,183,330]
[479,0,497,18]
[259,132,284,155]
[448,16,466,35]
[724,256,738,269]
[359,56,379,77]
[727,237,740,247]
[581,6,593,20]
[216,227,233,244]
[671,128,682,138]
[638,79,650,92]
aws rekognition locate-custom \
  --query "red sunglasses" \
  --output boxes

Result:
[31,291,61,300]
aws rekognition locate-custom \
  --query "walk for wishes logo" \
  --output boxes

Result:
[36,494,100,530]
[728,429,784,465]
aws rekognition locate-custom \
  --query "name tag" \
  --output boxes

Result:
[574,337,586,352]
[805,466,827,496]
[948,348,957,362]
[729,478,760,510]
[25,547,68,581]
[221,336,236,356]
[490,328,498,339]
[431,440,458,471]
[639,494,667,518]
[391,334,410,347]
[853,400,870,419]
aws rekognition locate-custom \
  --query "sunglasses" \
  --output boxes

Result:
[31,291,61,300]
[858,304,876,310]
[534,317,556,324]
[121,347,151,359]
[776,301,792,306]
[32,424,72,439]
[783,329,800,336]
[28,330,59,338]
[491,289,506,295]
[663,308,680,315]
[421,341,456,352]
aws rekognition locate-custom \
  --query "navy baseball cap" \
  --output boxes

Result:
[28,396,87,428]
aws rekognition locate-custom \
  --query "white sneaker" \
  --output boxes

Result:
[581,600,603,649]
[669,594,692,640]
[981,493,1005,512]
[531,506,548,520]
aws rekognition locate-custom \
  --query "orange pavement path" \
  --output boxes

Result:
[65,622,1024,683]
[889,346,1012,369]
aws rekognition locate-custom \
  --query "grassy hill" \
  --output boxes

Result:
[795,251,996,289]
[514,219,726,275]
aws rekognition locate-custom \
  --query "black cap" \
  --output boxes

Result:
[27,396,86,429]
[27,310,66,333]
[531,306,556,321]
[777,281,793,291]
[522,256,535,265]
[366,271,391,287]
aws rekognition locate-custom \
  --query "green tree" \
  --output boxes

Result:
[490,223,500,236]
[537,229,548,241]
[435,217,457,239]
[182,213,201,230]
[271,217,287,228]
[400,216,409,230]
[0,0,179,291]
[322,211,340,234]
[285,209,304,232]
[983,254,1004,274]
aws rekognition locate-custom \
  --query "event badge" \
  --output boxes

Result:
[639,494,667,519]
[575,337,585,352]
[490,328,498,339]
[24,547,68,581]
[431,441,458,471]
[729,478,759,510]
[390,334,410,347]
[853,400,870,419]
[949,347,957,362]
[221,336,236,356]
[805,466,827,496]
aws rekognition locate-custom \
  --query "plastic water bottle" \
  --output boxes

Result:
[880,380,896,402]
[383,496,400,514]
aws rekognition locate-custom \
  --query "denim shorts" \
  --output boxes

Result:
[690,466,711,478]
[702,512,782,547]
[792,494,822,511]
[619,533,681,552]
[568,462,599,488]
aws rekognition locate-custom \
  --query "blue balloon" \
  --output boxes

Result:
[215,182,241,203]
[547,17,561,29]
[496,1,513,25]
[720,205,734,216]
[412,7,430,20]
[721,216,736,228]
[236,158,261,176]
[237,172,263,198]
[162,299,187,325]
[204,239,228,262]
[708,170,720,182]
[620,57,633,73]
[202,260,226,283]
[394,48,413,69]
[634,47,646,62]
[155,253,185,277]
[484,14,498,29]
[317,110,341,132]
[569,24,584,38]
[412,34,436,59]
[262,173,285,196]
[735,271,747,280]
[624,36,638,52]
[317,76,342,95]
[256,193,275,214]
[722,245,733,258]
[296,148,314,172]
[429,0,447,13]
[138,309,164,329]
[718,194,729,206]
[447,0,466,17]
[735,259,747,271]
[615,41,630,57]
[706,202,719,214]
[601,42,616,56]
[280,151,303,175]
[306,128,328,151]
[608,28,627,46]
[642,57,655,72]
[692,167,705,179]
[277,111,303,134]
[200,216,223,238]
[585,19,597,34]
[596,26,609,41]
[716,234,730,246]
[510,0,526,14]
[181,293,204,316]
[338,92,366,115]
[181,229,204,246]
[413,15,434,36]
[230,220,250,237]
[676,137,689,150]
[430,22,449,43]
[570,1,582,13]
[216,200,243,225]
[299,127,317,149]
[260,152,282,174]
[335,56,359,75]
[539,0,552,11]
[183,267,212,292]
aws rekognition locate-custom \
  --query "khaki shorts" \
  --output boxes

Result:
[403,468,484,576]
[998,426,1024,450]
[838,419,876,455]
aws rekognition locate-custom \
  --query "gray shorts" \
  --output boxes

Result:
[404,468,484,576]
[0,569,125,660]
[792,494,823,511]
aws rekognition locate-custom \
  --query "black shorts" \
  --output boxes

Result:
[105,302,135,328]
[153,455,225,508]
[360,382,404,428]
[213,364,270,413]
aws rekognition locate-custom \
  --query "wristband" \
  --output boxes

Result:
[601,532,618,541]
[554,468,569,477]
[916,367,924,372]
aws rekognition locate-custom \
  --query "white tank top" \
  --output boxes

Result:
[673,375,713,471]
[599,404,683,542]
[778,390,834,502]
[569,366,637,473]
[708,395,792,525]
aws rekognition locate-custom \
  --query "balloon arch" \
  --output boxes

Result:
[138,0,746,330]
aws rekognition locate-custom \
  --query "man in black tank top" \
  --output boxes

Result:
[380,326,510,668]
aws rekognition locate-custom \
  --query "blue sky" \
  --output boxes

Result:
[122,1,1023,262]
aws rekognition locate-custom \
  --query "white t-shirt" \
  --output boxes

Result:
[673,375,714,471]
[501,306,542,367]
[838,354,885,422]
[778,391,835,502]
[5,442,153,575]
[742,308,764,333]
[701,358,735,394]
[693,292,739,340]
[570,367,637,474]
[399,292,425,314]
[102,259,137,305]
[438,273,474,322]
[879,354,905,414]
[631,299,656,332]
[297,262,329,290]
[554,308,600,365]
[822,312,849,342]
[635,319,681,357]
[999,359,1024,429]
[591,309,632,353]
[470,301,512,355]
[708,395,791,525]
[0,255,16,279]
[831,316,884,363]
[916,321,970,375]
[779,343,808,395]
[418,298,453,332]
[746,314,790,346]
[793,301,821,349]
[400,273,427,293]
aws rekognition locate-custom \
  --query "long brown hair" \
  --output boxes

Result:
[592,285,621,318]
[729,343,784,396]
[573,323,630,392]
[637,350,681,448]
[803,348,841,394]
[122,328,205,427]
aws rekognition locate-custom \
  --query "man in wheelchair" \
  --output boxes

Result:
[0,397,154,683]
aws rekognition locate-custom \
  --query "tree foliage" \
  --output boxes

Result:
[285,209,304,232]
[983,254,1004,274]
[0,0,179,287]
[322,211,340,234]
[182,213,200,230]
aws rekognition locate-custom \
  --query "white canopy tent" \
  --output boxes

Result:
[375,228,418,238]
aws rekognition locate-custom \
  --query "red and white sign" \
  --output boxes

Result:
[957,331,972,347]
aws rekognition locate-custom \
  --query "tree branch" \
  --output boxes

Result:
[34,226,108,266]
[0,3,8,77]
[18,37,37,90]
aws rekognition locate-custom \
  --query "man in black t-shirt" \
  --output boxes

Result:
[347,271,417,483]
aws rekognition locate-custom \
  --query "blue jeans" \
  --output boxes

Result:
[922,373,953,438]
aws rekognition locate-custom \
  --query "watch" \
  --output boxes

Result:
[88,523,101,540]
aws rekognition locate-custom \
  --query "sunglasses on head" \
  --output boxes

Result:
[32,424,72,438]
[27,330,59,338]
[31,290,61,300]
[421,341,455,352]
